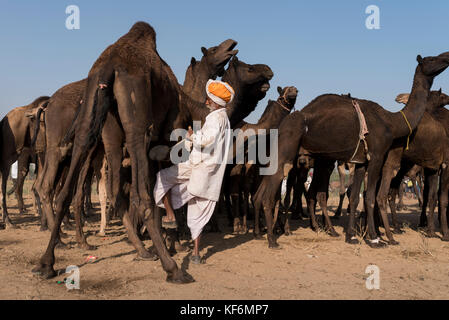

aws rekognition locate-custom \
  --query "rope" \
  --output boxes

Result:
[350,100,370,162]
[400,111,413,151]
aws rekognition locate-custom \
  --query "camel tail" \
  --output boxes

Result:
[30,101,48,147]
[85,68,116,149]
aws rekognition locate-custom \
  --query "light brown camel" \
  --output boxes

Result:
[0,96,49,228]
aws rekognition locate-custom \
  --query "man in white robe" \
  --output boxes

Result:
[154,79,233,264]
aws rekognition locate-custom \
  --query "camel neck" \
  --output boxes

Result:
[392,66,432,139]
[182,60,210,102]
[240,100,291,133]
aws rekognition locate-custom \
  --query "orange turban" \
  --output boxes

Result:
[206,79,235,106]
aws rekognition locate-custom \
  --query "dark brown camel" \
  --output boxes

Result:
[225,86,297,234]
[33,39,239,255]
[381,91,449,238]
[253,52,449,248]
[31,22,249,283]
[0,96,49,228]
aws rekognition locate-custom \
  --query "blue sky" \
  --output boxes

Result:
[0,0,448,122]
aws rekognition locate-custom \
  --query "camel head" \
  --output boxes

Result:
[223,56,273,100]
[25,99,48,147]
[277,86,298,110]
[396,89,449,111]
[198,39,238,78]
[430,89,449,109]
[416,51,449,78]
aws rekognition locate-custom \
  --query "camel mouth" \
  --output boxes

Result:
[260,83,270,92]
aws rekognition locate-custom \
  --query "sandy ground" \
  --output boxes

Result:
[1,185,449,300]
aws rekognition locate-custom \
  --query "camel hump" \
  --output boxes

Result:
[395,93,410,105]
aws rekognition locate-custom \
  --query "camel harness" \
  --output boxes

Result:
[350,100,370,163]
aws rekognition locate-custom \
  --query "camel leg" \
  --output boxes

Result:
[1,167,15,228]
[366,156,394,247]
[375,147,405,246]
[334,162,346,217]
[97,156,108,237]
[35,149,65,232]
[346,165,365,244]
[305,170,320,232]
[388,179,402,234]
[114,72,191,283]
[231,191,241,234]
[317,161,339,237]
[424,169,439,238]
[439,165,449,241]
[15,154,29,215]
[389,164,412,234]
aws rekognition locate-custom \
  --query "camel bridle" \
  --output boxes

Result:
[277,88,295,112]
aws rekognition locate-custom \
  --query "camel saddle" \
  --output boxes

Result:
[349,100,370,164]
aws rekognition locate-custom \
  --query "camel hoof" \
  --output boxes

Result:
[175,242,190,253]
[268,242,280,249]
[389,240,400,246]
[426,231,438,239]
[441,236,449,242]
[166,270,195,284]
[5,222,18,230]
[366,239,387,249]
[55,241,69,250]
[254,233,264,240]
[327,229,340,238]
[346,237,359,245]
[32,264,57,279]
[40,225,48,232]
[135,251,159,261]
[78,243,96,251]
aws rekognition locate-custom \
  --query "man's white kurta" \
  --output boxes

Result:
[154,108,231,240]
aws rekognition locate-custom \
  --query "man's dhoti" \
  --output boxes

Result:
[154,162,216,241]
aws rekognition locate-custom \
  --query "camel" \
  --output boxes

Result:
[33,39,239,252]
[0,96,49,228]
[31,22,262,282]
[382,91,449,238]
[253,52,449,248]
[225,86,298,234]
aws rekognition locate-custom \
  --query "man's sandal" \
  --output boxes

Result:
[190,255,203,265]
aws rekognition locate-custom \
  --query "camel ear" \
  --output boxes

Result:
[277,86,283,95]
[395,93,410,105]
[190,57,196,66]
[201,47,208,56]
[417,55,423,64]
